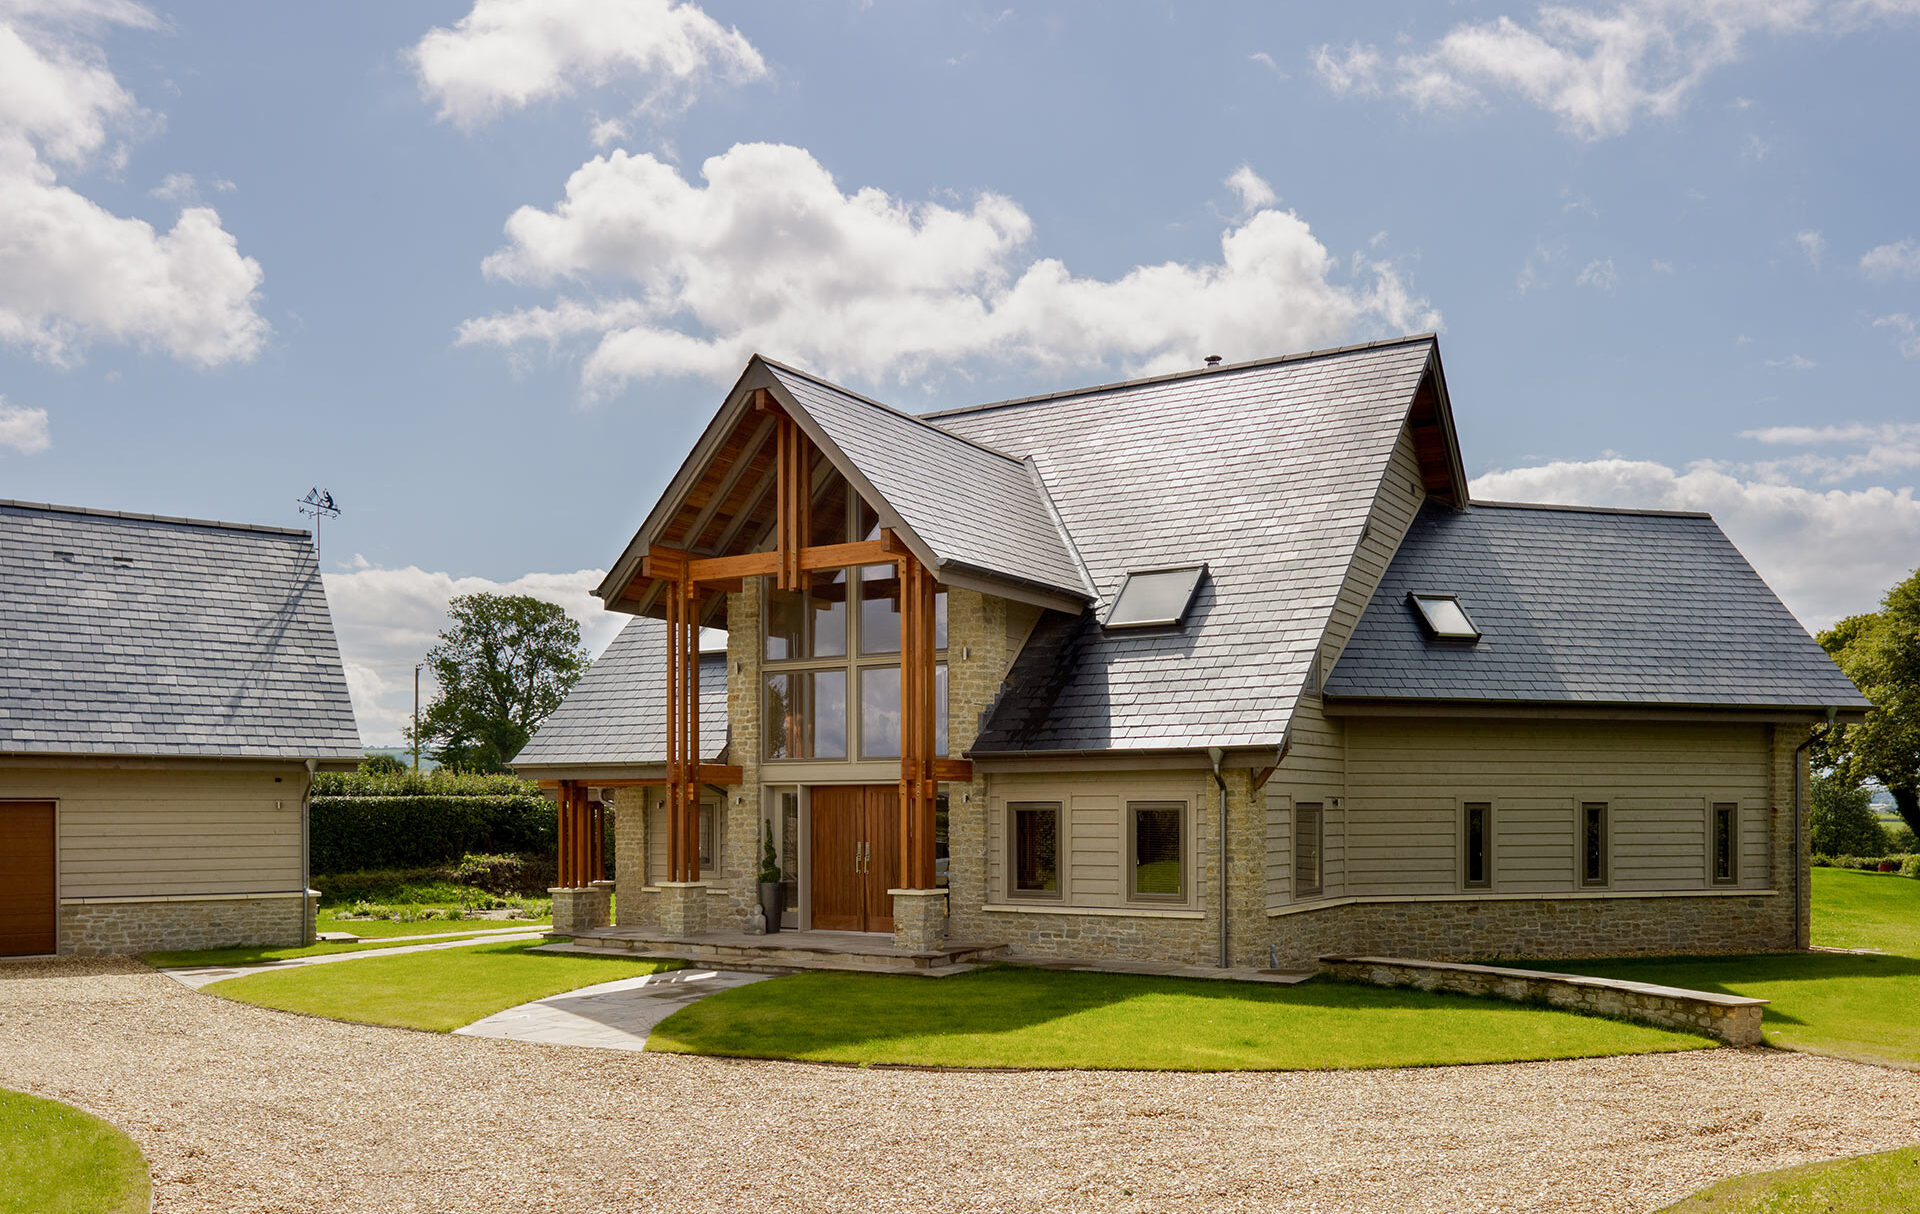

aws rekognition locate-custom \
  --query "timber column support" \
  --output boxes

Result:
[892,549,947,949]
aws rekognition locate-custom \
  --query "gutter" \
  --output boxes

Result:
[1792,710,1837,951]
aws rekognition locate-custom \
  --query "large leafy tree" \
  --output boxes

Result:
[412,593,589,773]
[1819,566,1920,835]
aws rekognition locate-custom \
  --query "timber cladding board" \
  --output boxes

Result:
[0,801,56,955]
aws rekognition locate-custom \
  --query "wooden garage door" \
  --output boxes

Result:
[0,802,56,956]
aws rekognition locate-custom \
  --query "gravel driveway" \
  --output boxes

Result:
[5,957,1919,1214]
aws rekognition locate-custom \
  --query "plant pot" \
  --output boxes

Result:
[757,881,783,934]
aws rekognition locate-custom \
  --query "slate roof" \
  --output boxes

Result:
[767,362,1092,599]
[0,500,363,759]
[514,616,728,768]
[942,337,1439,752]
[1323,501,1869,710]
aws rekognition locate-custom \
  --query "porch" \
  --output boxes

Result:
[550,925,1007,977]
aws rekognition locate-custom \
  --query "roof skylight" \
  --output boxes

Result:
[1409,593,1479,641]
[1105,565,1206,629]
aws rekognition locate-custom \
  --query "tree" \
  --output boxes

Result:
[1808,770,1890,857]
[410,593,589,773]
[359,753,406,775]
[1819,566,1920,835]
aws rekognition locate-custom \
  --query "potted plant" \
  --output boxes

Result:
[758,819,783,934]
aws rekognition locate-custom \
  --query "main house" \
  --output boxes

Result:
[0,500,362,957]
[515,334,1868,969]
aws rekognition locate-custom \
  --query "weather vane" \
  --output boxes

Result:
[297,487,340,558]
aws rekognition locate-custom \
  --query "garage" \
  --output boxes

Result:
[0,801,56,956]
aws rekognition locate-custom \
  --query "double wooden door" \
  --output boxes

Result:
[0,802,57,956]
[809,785,899,933]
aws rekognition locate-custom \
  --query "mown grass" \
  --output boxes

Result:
[144,922,540,969]
[1656,1146,1920,1212]
[644,965,1712,1071]
[202,941,680,1032]
[0,1089,149,1214]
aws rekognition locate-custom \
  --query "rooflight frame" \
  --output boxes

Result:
[1408,592,1480,641]
[1103,564,1208,630]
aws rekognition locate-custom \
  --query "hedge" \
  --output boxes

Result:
[1813,853,1920,877]
[312,771,537,798]
[310,794,556,873]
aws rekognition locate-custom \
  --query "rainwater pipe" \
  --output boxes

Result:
[301,757,318,946]
[1208,747,1227,969]
[1792,708,1837,951]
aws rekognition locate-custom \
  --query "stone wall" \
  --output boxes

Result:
[1323,955,1767,1046]
[59,892,314,956]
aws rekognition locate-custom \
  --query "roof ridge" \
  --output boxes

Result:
[1469,499,1713,521]
[755,355,1034,467]
[0,498,315,538]
[923,333,1439,420]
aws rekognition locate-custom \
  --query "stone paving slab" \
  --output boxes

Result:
[455,968,769,1050]
[161,929,545,989]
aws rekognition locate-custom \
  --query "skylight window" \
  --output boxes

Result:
[1104,565,1206,629]
[1409,593,1480,641]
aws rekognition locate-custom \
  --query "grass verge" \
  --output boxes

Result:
[202,941,681,1032]
[144,924,540,969]
[0,1089,149,1214]
[1656,1146,1920,1212]
[645,966,1712,1070]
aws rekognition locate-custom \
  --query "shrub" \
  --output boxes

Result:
[1809,772,1891,858]
[312,770,538,798]
[450,852,559,896]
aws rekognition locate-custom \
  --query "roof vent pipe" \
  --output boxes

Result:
[1204,355,1223,367]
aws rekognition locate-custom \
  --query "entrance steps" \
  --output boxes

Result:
[557,927,1006,978]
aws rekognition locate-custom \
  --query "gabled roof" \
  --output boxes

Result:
[1322,501,1870,711]
[0,499,362,760]
[513,616,728,769]
[945,336,1449,752]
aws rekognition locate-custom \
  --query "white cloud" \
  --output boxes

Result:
[1472,457,1920,629]
[588,116,629,148]
[1763,352,1817,370]
[1861,237,1920,279]
[1874,312,1919,357]
[1650,257,1675,273]
[1794,228,1825,266]
[0,396,50,454]
[0,3,269,367]
[1249,50,1287,77]
[458,142,1441,393]
[1318,1,1920,140]
[1741,419,1920,482]
[1224,164,1277,213]
[410,0,767,129]
[1516,240,1563,294]
[149,170,194,201]
[1575,257,1617,289]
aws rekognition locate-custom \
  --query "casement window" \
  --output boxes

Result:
[1580,802,1609,887]
[1294,802,1324,898]
[1462,801,1493,890]
[763,480,947,763]
[1711,802,1738,886]
[1127,801,1186,902]
[1009,802,1062,899]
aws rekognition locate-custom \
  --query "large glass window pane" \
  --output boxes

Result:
[1712,803,1737,884]
[766,587,804,661]
[859,665,901,759]
[809,465,850,548]
[1011,803,1060,897]
[1294,803,1323,896]
[808,669,847,758]
[859,564,901,654]
[1106,566,1205,628]
[1131,803,1184,899]
[807,568,847,659]
[764,670,847,759]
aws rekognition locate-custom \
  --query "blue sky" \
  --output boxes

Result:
[3,0,1917,743]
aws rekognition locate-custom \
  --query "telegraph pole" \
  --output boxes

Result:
[413,662,423,773]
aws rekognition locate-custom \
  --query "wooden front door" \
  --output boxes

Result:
[809,785,899,933]
[0,802,56,956]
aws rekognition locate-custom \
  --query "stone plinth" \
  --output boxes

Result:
[890,888,949,952]
[549,884,611,936]
[657,881,708,937]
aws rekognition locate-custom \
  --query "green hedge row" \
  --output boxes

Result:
[313,771,537,798]
[310,795,556,873]
[1814,853,1920,877]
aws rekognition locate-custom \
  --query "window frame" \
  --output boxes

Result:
[1710,801,1739,886]
[1461,799,1494,891]
[1006,800,1064,901]
[1579,800,1610,888]
[1125,800,1189,904]
[1294,802,1325,899]
[1408,592,1481,641]
[1102,564,1207,630]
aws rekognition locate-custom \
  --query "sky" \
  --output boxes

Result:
[3,0,1917,746]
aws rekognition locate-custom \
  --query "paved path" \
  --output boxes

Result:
[161,928,545,989]
[456,967,768,1049]
[7,958,1920,1214]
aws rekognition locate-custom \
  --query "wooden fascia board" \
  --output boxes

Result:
[935,563,1090,615]
[1419,344,1472,508]
[1319,697,1868,724]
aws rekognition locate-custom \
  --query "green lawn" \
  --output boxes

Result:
[144,922,540,969]
[1533,869,1920,1068]
[0,1089,149,1214]
[202,941,681,1032]
[645,966,1712,1070]
[1657,1146,1920,1212]
[317,912,549,939]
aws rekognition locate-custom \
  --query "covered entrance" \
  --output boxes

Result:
[0,802,56,956]
[809,785,900,932]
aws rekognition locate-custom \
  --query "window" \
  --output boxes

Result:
[1009,802,1061,898]
[1581,802,1609,887]
[935,792,950,889]
[699,801,716,871]
[1409,593,1480,640]
[763,669,847,759]
[1463,802,1492,890]
[1104,565,1206,629]
[1295,802,1324,897]
[856,663,949,760]
[1711,802,1738,885]
[1128,802,1185,901]
[779,791,800,913]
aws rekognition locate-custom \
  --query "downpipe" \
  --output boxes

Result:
[1792,709,1837,952]
[1209,747,1227,969]
[301,757,318,946]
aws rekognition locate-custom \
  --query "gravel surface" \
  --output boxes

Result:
[4,957,1919,1214]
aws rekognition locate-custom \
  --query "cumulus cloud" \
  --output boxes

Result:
[1795,229,1825,266]
[458,142,1440,393]
[1874,312,1919,357]
[1315,1,1920,140]
[1763,352,1818,371]
[1225,164,1277,213]
[0,397,50,454]
[1575,257,1617,289]
[411,0,766,128]
[0,2,268,367]
[1472,456,1920,629]
[1742,420,1920,482]
[1861,237,1920,278]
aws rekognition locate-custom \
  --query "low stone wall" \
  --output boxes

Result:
[977,908,1216,965]
[60,891,315,956]
[1322,955,1769,1046]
